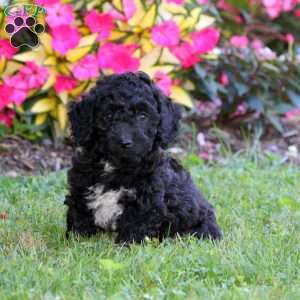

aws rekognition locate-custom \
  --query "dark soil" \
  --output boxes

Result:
[0,136,72,176]
[0,120,299,176]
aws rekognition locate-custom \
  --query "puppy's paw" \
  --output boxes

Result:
[208,223,223,240]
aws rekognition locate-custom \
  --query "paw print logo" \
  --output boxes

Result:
[5,16,45,48]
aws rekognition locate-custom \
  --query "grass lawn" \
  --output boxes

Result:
[1,156,300,300]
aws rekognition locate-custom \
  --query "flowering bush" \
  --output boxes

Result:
[190,0,300,131]
[208,0,300,52]
[192,47,300,132]
[1,0,300,140]
[0,0,219,139]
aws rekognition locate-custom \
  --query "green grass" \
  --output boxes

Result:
[1,156,300,300]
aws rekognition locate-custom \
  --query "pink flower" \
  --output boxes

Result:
[262,0,281,18]
[151,21,180,47]
[123,0,137,19]
[35,0,59,5]
[197,132,206,147]
[0,109,16,128]
[230,35,249,48]
[5,74,28,106]
[199,151,211,161]
[52,25,80,55]
[0,39,17,59]
[166,0,185,4]
[170,42,200,68]
[285,109,300,120]
[109,10,127,21]
[251,39,264,50]
[197,0,209,4]
[191,27,220,54]
[19,62,49,89]
[109,0,137,21]
[255,47,276,60]
[72,54,100,80]
[154,71,172,96]
[54,75,77,93]
[219,73,229,86]
[98,43,140,74]
[4,62,48,106]
[231,104,247,117]
[282,0,294,11]
[261,0,296,19]
[46,4,75,28]
[0,84,12,111]
[217,0,244,23]
[295,9,300,18]
[286,33,295,44]
[85,10,114,41]
[217,0,237,12]
[234,15,244,24]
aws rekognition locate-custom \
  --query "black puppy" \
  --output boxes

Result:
[65,72,221,243]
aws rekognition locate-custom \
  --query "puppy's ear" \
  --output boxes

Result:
[68,97,95,147]
[136,71,181,148]
[154,86,182,149]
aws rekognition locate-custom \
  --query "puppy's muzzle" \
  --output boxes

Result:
[120,139,133,149]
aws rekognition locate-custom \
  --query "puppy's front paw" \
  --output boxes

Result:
[208,223,223,240]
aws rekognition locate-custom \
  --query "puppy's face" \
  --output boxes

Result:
[95,94,160,165]
[69,72,181,166]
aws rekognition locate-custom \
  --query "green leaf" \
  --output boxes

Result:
[31,98,57,114]
[194,64,207,79]
[266,112,284,133]
[234,82,248,97]
[227,0,249,9]
[247,96,264,112]
[287,90,300,108]
[0,123,8,139]
[274,103,294,114]
[170,86,193,108]
[262,63,280,73]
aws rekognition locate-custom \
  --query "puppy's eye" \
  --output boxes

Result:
[137,113,148,120]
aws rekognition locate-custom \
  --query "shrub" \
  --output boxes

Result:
[208,0,300,52]
[191,46,300,132]
[188,0,300,131]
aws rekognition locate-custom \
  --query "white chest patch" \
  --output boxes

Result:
[103,162,115,173]
[87,185,127,231]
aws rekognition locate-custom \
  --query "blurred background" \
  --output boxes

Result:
[0,0,299,175]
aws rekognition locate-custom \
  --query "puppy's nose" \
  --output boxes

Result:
[120,139,133,148]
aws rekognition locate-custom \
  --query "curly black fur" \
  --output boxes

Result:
[65,72,222,243]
